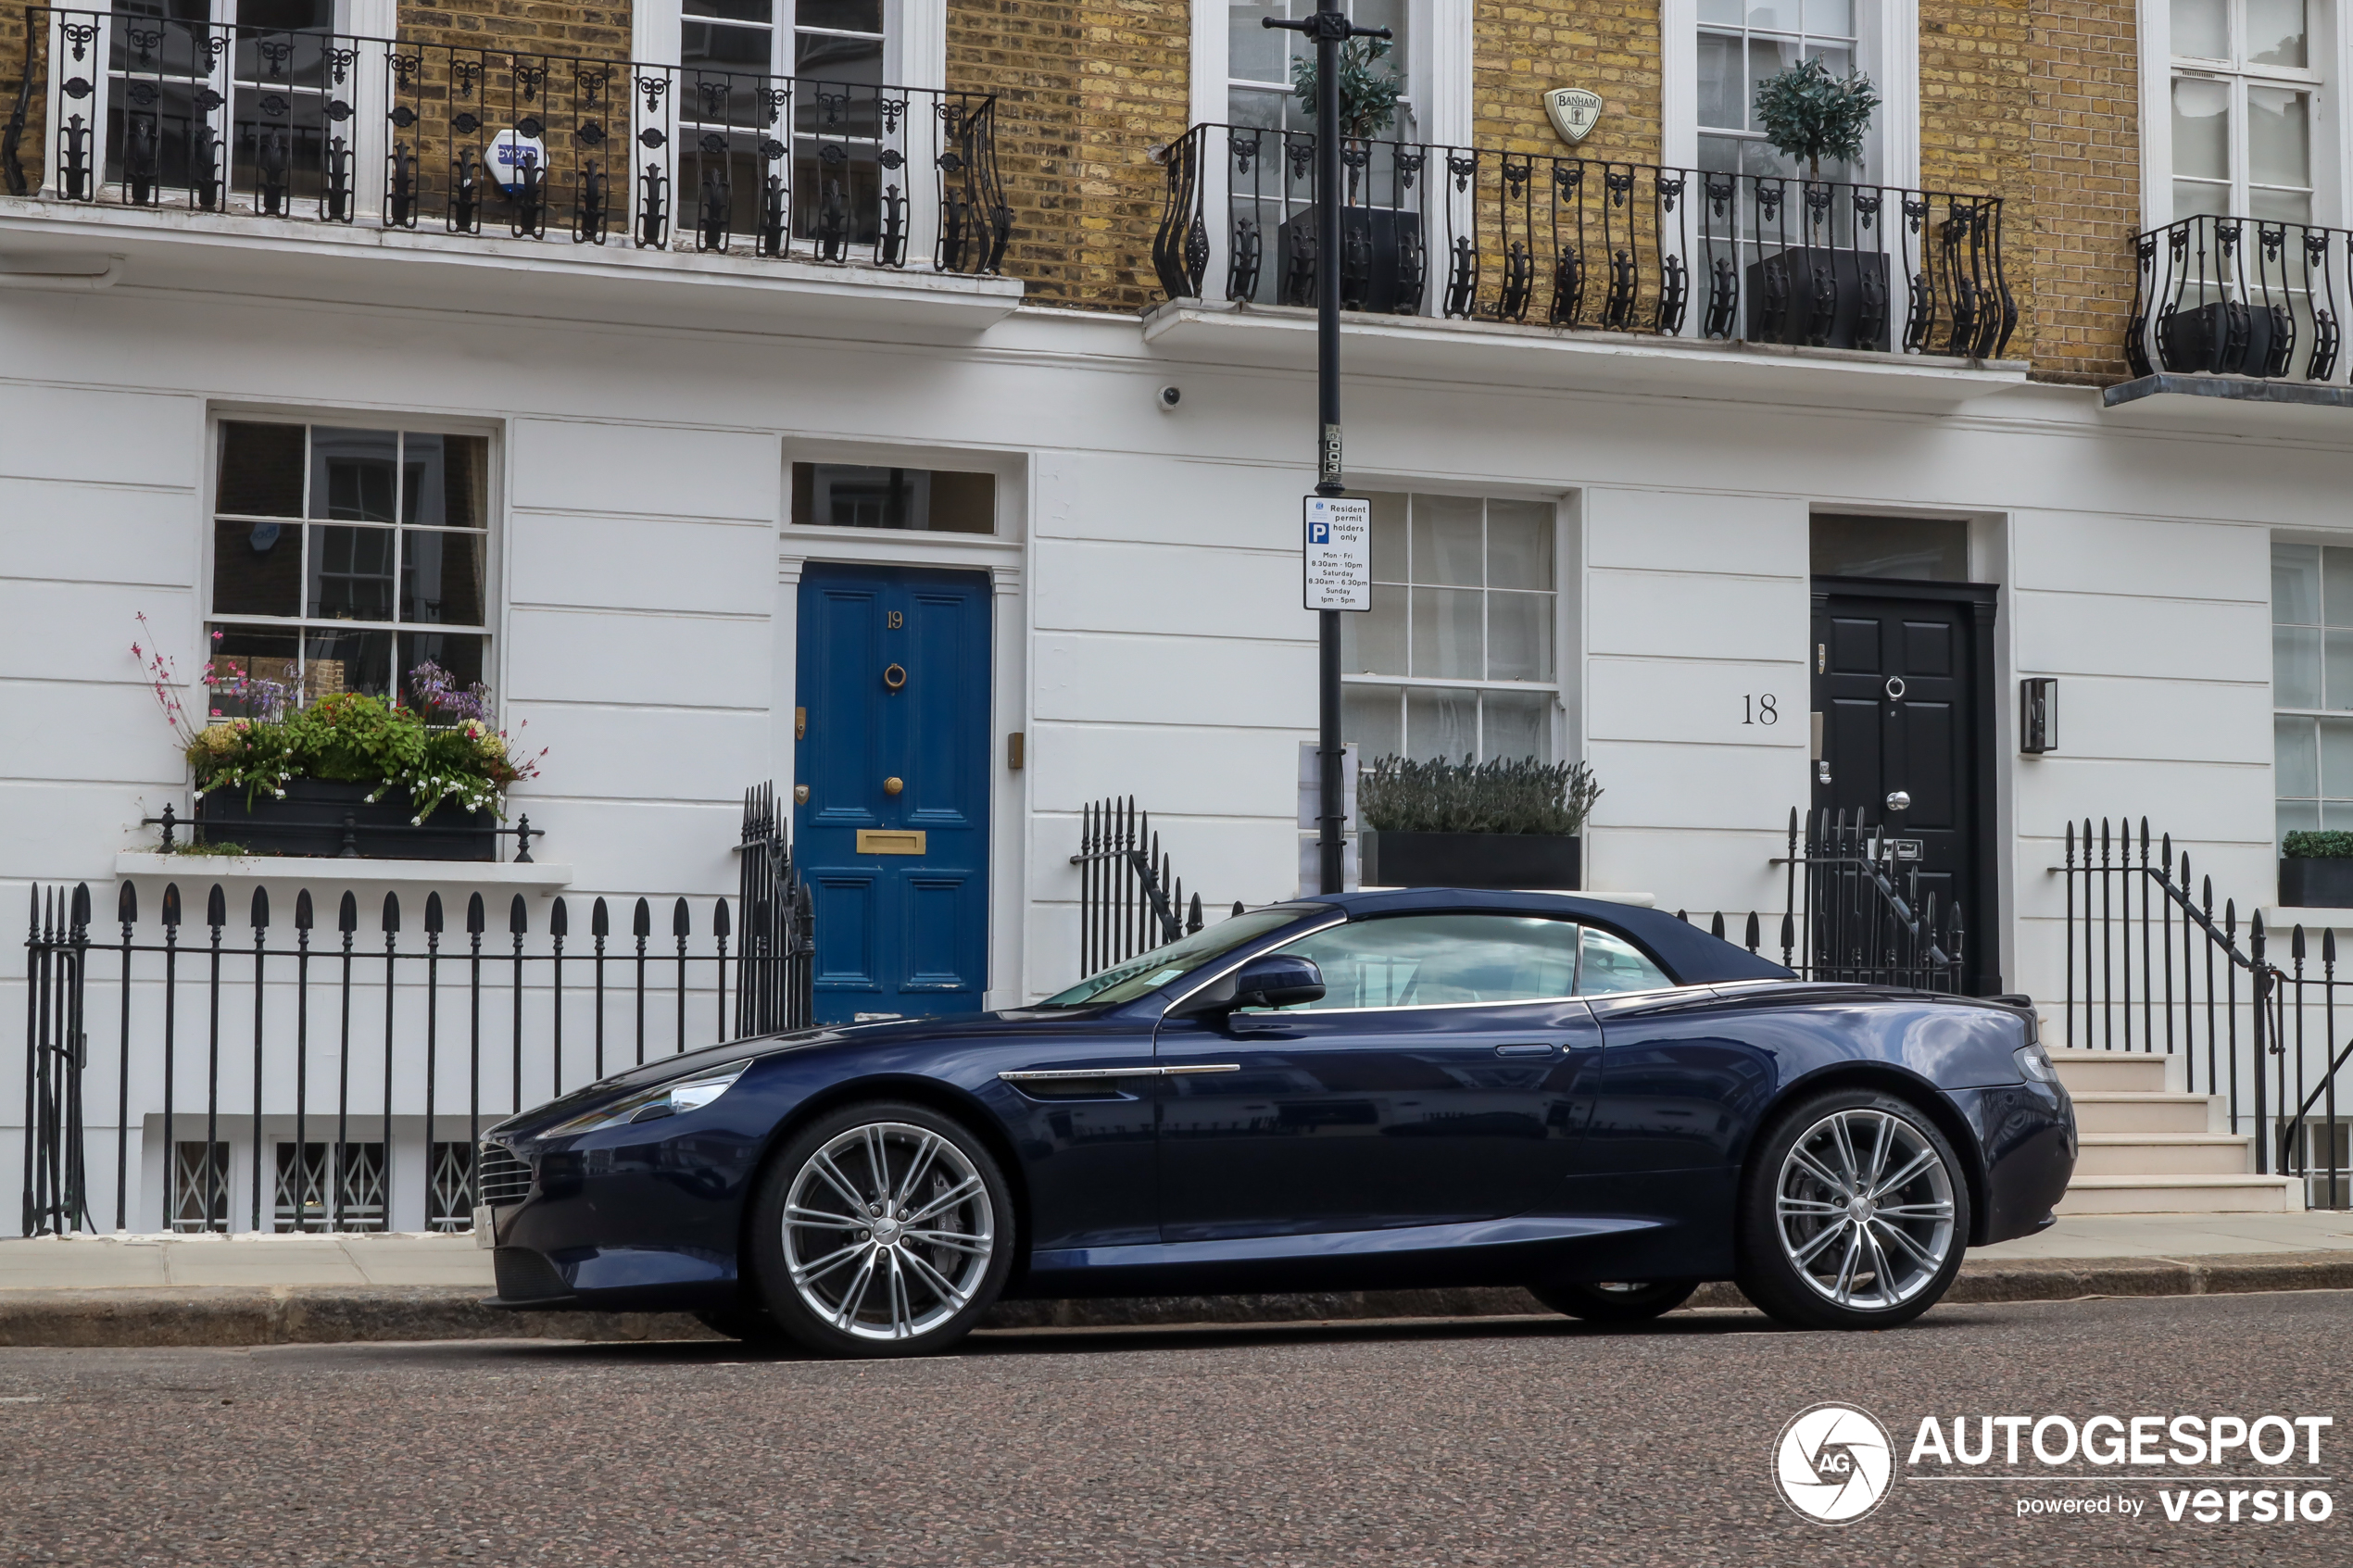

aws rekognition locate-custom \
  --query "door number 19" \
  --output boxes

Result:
[1743,695,1780,725]
[887,610,903,629]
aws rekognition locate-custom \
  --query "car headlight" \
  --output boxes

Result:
[2014,1040,2058,1085]
[538,1060,750,1138]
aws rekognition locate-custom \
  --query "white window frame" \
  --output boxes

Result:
[1190,0,1470,144]
[635,0,941,92]
[1662,0,1919,186]
[2140,0,2347,231]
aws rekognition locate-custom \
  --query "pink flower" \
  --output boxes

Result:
[210,709,222,717]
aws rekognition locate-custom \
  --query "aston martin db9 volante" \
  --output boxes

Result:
[478,889,2075,1354]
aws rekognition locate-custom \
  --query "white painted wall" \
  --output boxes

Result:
[6,264,2351,1231]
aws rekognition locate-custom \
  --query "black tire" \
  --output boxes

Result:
[748,1099,1015,1358]
[1529,1279,1698,1322]
[1736,1086,1971,1331]
[693,1307,793,1347]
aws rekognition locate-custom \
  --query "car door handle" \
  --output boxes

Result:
[1494,1043,1557,1059]
[998,1064,1240,1083]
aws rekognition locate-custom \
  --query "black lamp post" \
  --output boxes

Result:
[1265,1,1390,895]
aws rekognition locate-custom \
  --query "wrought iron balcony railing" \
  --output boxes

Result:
[2,6,1011,272]
[2126,214,2348,386]
[1151,122,2016,359]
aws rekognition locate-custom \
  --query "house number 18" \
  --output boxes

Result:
[1743,695,1780,725]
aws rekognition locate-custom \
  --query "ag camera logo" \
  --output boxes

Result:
[1775,1402,1895,1524]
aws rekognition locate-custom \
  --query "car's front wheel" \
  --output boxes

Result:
[749,1101,1014,1357]
[1735,1088,1969,1331]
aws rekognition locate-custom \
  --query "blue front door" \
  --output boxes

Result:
[795,566,992,1022]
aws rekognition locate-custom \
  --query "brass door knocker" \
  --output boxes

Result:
[883,663,907,691]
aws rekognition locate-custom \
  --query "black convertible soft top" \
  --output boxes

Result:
[1294,888,1798,986]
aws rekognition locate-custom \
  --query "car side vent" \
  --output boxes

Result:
[478,1143,535,1206]
[492,1248,570,1302]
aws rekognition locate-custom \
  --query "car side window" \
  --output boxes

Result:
[1577,927,1674,994]
[1254,914,1582,1010]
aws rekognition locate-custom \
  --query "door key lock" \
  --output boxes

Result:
[793,784,811,805]
[1885,790,1911,813]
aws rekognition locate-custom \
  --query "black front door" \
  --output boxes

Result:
[1811,578,1999,994]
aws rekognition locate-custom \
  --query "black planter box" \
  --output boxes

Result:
[2158,298,2284,378]
[1363,830,1580,891]
[1277,206,1426,315]
[2279,857,2353,909]
[195,778,496,861]
[1743,247,1892,352]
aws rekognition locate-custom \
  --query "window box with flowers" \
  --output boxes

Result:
[137,621,545,861]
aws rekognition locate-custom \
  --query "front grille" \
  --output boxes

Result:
[477,1142,534,1206]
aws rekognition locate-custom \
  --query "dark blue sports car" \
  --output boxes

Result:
[478,889,2075,1353]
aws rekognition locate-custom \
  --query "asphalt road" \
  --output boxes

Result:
[1,1291,2348,1567]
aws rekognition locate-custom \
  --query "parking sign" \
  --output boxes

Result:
[1302,495,1372,611]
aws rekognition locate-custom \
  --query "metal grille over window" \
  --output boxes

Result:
[1339,492,1558,763]
[2272,542,2353,844]
[170,1140,232,1233]
[272,1141,386,1233]
[208,420,492,714]
[428,1141,475,1230]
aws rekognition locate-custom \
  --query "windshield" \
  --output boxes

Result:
[1037,907,1311,1008]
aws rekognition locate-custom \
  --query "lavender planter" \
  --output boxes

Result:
[1363,831,1580,892]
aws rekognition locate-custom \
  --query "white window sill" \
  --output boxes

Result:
[114,851,574,894]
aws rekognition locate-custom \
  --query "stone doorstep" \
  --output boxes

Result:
[0,1254,2348,1348]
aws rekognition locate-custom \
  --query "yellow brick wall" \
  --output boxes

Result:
[950,0,1088,303]
[1074,0,1192,310]
[2025,0,2140,382]
[1474,0,1661,169]
[397,0,633,56]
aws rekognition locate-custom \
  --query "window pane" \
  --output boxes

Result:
[2281,797,2322,844]
[1367,490,1407,581]
[1486,499,1554,586]
[1342,684,1403,761]
[1804,0,1854,33]
[2320,719,2353,797]
[2171,0,2228,58]
[2277,625,2322,708]
[1353,0,1407,74]
[216,421,306,518]
[400,530,486,625]
[683,0,775,19]
[1747,38,1803,132]
[1229,0,1287,79]
[2325,630,2353,710]
[309,429,398,523]
[307,524,396,621]
[2171,77,2231,182]
[1410,495,1483,585]
[1579,928,1673,994]
[210,519,301,616]
[1698,31,1744,130]
[1481,689,1552,761]
[2280,547,2322,632]
[790,463,992,532]
[2173,179,2231,220]
[1745,0,1798,31]
[1267,914,1582,1010]
[2278,716,2320,797]
[1698,0,1741,19]
[2247,0,2306,67]
[2322,547,2353,627]
[1343,583,1407,673]
[206,624,299,720]
[683,20,773,71]
[2251,186,2313,224]
[796,31,882,81]
[303,625,395,700]
[2247,87,2309,192]
[1807,44,1853,78]
[401,433,490,531]
[1410,587,1482,677]
[1699,134,1743,176]
[1487,590,1554,681]
[401,631,487,705]
[799,0,881,30]
[1405,685,1478,761]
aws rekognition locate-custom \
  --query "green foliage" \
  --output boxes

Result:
[1359,755,1603,836]
[1290,37,1405,142]
[1753,57,1878,179]
[2283,830,2353,859]
[184,693,536,822]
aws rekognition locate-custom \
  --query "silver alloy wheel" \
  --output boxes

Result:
[1773,1107,1957,1311]
[781,1121,996,1342]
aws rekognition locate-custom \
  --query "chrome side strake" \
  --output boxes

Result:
[997,1064,1240,1083]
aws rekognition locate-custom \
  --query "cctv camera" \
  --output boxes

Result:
[1157,385,1182,409]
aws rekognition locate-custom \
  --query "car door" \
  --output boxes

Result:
[1152,912,1601,1243]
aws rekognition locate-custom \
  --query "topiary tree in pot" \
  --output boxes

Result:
[1753,56,1877,182]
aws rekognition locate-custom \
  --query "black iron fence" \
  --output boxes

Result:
[17,787,812,1237]
[5,6,1010,272]
[2059,818,2352,1208]
[2126,215,2347,385]
[1151,123,2015,358]
[1067,797,1207,980]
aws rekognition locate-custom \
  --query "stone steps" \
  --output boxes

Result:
[2048,1049,2302,1213]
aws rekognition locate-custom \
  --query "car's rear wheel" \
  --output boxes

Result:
[1529,1279,1698,1322]
[748,1100,1014,1358]
[1736,1088,1969,1331]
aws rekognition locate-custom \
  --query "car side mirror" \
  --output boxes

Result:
[1228,954,1325,1011]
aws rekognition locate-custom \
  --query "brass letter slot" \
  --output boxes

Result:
[856,829,926,855]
